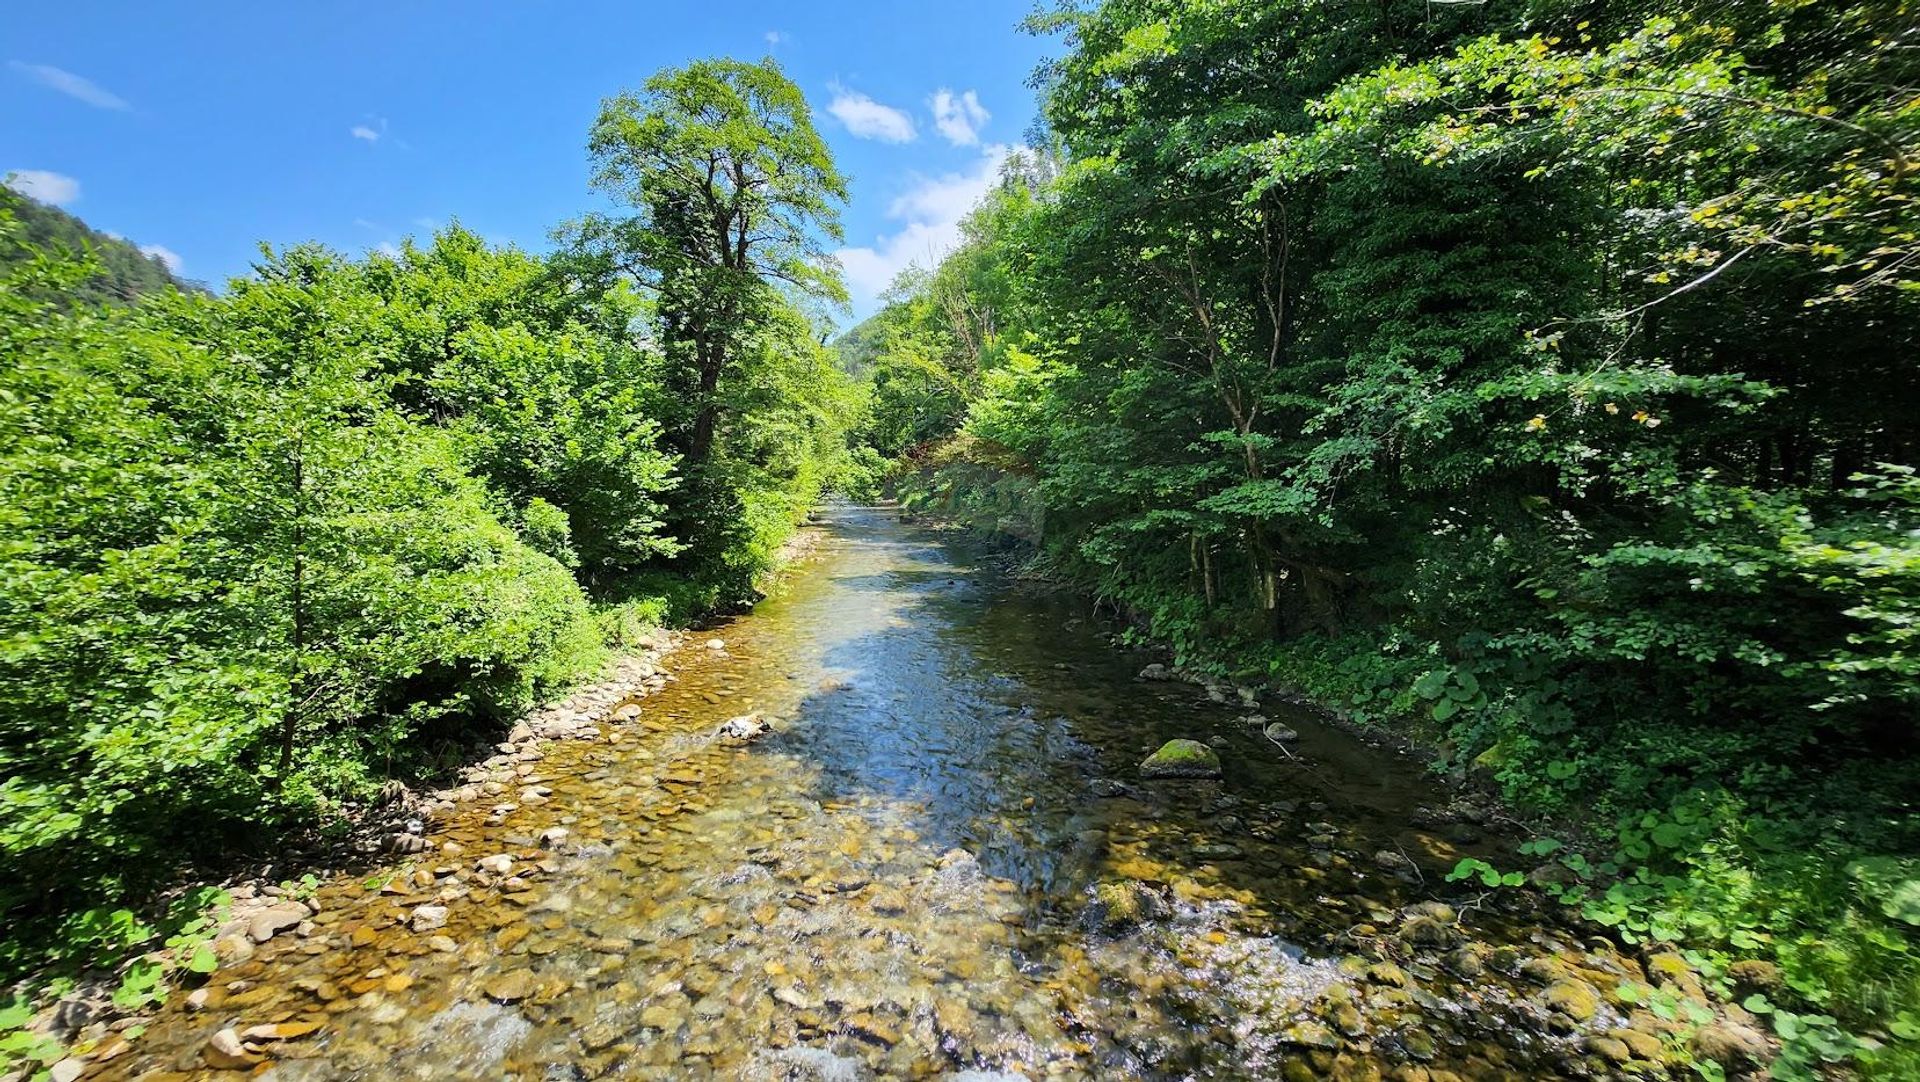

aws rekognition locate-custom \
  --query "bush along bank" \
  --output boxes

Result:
[888,451,1918,1080]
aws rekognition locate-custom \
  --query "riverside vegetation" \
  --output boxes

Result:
[1,58,864,1066]
[843,0,1920,1077]
[1,0,1916,1079]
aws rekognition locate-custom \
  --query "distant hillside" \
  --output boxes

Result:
[1,186,199,304]
[831,310,889,379]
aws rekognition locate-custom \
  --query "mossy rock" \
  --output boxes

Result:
[1542,978,1601,1022]
[1139,738,1223,779]
[1085,881,1168,932]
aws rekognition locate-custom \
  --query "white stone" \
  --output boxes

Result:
[408,905,449,933]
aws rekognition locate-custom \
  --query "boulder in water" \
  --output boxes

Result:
[1084,881,1168,932]
[1139,739,1222,779]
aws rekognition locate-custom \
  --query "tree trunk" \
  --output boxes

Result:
[277,434,305,787]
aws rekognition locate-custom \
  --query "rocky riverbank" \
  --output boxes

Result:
[1105,662,1779,1080]
[9,633,684,1082]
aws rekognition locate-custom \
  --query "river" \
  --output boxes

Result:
[99,504,1681,1081]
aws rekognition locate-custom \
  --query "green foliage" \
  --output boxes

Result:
[0,226,606,933]
[853,0,1920,1068]
[568,58,857,600]
[0,887,228,1077]
[1,55,857,995]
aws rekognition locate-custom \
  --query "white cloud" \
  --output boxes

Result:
[375,242,403,258]
[8,62,129,110]
[139,244,182,274]
[350,124,381,142]
[826,83,915,143]
[930,88,989,147]
[764,30,786,47]
[4,169,80,206]
[834,144,1011,305]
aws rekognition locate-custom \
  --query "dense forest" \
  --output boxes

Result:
[850,0,1920,1075]
[1,58,861,984]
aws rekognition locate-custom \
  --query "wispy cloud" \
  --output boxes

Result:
[930,89,989,147]
[826,82,915,143]
[140,244,183,274]
[350,119,384,143]
[835,144,1012,304]
[8,62,129,110]
[764,30,786,47]
[4,169,81,206]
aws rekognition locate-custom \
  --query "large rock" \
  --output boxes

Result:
[1541,978,1601,1022]
[1398,901,1460,948]
[717,712,767,742]
[247,901,309,943]
[1139,739,1222,779]
[1692,1021,1772,1071]
[1728,959,1784,996]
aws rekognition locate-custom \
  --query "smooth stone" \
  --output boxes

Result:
[409,905,449,933]
[241,1021,322,1042]
[203,1028,259,1069]
[483,970,536,1004]
[1692,1021,1772,1070]
[248,902,309,943]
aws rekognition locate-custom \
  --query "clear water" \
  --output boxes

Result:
[103,504,1625,1081]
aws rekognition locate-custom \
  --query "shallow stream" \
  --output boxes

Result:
[100,504,1678,1081]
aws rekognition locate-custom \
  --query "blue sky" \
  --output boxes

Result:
[2,1,1053,322]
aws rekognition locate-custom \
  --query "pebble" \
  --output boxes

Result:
[241,1021,322,1041]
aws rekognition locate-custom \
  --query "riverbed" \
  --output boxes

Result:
[97,504,1693,1081]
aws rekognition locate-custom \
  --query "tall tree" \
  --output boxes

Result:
[575,58,848,466]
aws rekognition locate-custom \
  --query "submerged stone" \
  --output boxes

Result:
[482,970,535,1004]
